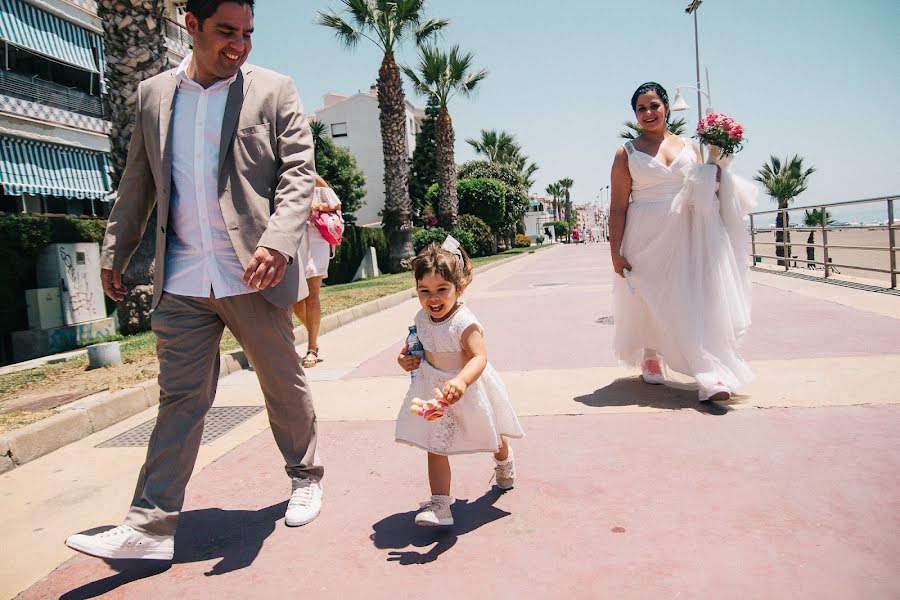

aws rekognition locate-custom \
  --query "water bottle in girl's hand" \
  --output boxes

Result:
[405,325,425,378]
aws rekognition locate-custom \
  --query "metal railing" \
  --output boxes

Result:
[0,69,103,118]
[163,18,192,49]
[749,195,899,289]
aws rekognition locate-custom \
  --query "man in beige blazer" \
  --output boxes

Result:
[66,0,323,561]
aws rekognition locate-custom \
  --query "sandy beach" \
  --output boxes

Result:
[751,227,897,287]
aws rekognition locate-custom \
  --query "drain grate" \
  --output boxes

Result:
[595,316,615,325]
[531,282,568,288]
[97,406,264,448]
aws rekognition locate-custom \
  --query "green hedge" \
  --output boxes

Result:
[457,178,505,230]
[325,224,389,284]
[412,226,477,259]
[457,214,494,257]
[0,215,108,364]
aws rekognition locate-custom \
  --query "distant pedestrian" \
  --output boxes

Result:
[395,237,524,527]
[292,174,342,368]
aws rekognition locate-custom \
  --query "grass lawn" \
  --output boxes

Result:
[0,244,551,431]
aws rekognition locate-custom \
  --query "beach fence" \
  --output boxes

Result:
[749,195,899,289]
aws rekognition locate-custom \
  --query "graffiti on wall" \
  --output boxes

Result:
[58,246,104,324]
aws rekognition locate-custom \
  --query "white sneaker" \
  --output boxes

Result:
[494,450,516,491]
[415,495,454,526]
[285,478,323,527]
[65,525,174,560]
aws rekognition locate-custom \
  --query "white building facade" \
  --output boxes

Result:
[314,88,423,226]
[0,0,189,217]
[523,197,554,243]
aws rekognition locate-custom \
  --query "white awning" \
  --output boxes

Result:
[0,135,111,200]
[0,0,101,73]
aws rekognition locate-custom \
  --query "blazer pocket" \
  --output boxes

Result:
[237,122,270,137]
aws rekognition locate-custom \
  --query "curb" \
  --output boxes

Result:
[0,250,537,473]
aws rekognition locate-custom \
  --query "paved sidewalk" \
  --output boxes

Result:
[5,243,900,599]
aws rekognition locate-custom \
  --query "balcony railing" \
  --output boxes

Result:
[0,69,103,118]
[164,18,192,50]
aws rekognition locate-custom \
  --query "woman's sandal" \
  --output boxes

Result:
[302,348,319,368]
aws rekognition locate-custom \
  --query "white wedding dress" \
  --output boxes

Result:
[612,139,757,397]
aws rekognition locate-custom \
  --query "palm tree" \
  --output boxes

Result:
[754,155,816,266]
[402,44,487,229]
[309,119,327,146]
[466,129,520,163]
[618,117,687,140]
[557,177,574,227]
[802,208,835,266]
[98,0,168,333]
[545,182,561,221]
[467,129,538,191]
[317,0,448,271]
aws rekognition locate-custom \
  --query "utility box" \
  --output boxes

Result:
[36,243,106,325]
[24,288,63,330]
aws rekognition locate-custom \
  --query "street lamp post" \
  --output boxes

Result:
[685,1,704,125]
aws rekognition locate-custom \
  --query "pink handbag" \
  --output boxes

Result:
[314,210,344,257]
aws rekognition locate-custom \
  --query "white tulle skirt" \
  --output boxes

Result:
[395,360,525,456]
[613,164,757,396]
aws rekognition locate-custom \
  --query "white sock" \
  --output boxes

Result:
[495,448,513,465]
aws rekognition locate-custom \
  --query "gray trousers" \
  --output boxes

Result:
[124,292,323,537]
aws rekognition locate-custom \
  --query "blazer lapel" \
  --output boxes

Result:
[158,72,177,207]
[218,67,253,175]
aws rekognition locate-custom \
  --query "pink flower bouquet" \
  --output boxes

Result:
[695,113,745,157]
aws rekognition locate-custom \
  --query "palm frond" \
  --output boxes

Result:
[415,17,449,45]
[315,11,363,50]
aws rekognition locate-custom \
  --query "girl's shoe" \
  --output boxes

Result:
[494,450,516,490]
[701,381,731,402]
[640,358,665,385]
[415,495,454,526]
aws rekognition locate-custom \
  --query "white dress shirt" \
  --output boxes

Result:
[163,53,253,299]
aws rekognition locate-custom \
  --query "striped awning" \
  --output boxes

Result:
[0,135,111,200]
[0,0,101,73]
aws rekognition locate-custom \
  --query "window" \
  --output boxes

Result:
[331,122,348,137]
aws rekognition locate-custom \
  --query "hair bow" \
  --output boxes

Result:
[441,235,463,261]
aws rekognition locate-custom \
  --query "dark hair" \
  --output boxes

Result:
[630,81,670,123]
[411,243,473,294]
[187,0,255,27]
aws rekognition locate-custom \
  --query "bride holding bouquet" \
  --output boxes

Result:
[608,82,757,401]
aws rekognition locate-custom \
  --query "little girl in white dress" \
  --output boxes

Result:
[395,238,524,527]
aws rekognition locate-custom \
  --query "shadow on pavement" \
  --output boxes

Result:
[59,502,285,599]
[370,488,509,565]
[574,376,735,415]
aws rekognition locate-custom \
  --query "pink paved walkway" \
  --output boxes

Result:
[21,405,900,599]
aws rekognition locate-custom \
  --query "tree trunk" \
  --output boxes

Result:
[806,231,815,265]
[376,52,414,271]
[775,203,792,267]
[435,106,457,229]
[98,0,168,334]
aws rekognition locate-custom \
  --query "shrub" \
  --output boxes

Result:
[457,178,505,230]
[412,226,477,260]
[326,224,389,284]
[545,220,570,238]
[457,214,494,258]
[536,235,545,245]
[514,233,532,248]
[413,226,449,254]
[424,183,439,213]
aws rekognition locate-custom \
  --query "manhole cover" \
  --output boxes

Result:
[97,406,264,448]
[595,316,615,325]
[531,282,568,288]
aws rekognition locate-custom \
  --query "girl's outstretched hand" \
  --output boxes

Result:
[441,377,467,404]
[397,344,421,372]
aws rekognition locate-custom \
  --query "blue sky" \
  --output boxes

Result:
[249,1,900,223]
